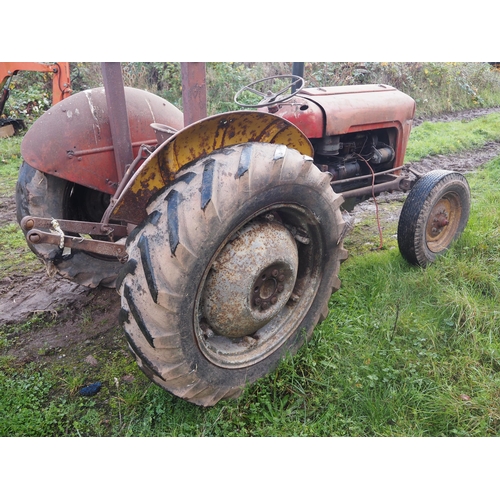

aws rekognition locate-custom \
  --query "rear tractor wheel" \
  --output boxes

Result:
[117,142,348,406]
[397,169,471,267]
[16,162,124,288]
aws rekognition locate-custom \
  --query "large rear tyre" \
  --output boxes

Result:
[397,170,471,267]
[117,142,348,406]
[16,162,124,288]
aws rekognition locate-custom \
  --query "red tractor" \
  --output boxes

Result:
[16,63,470,406]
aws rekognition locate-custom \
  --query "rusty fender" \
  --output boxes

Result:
[111,111,314,224]
[21,87,184,195]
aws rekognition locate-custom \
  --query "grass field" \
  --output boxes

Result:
[0,114,499,438]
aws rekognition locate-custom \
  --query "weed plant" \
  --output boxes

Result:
[309,62,500,116]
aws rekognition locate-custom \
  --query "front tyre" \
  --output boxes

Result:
[118,142,348,406]
[397,170,471,267]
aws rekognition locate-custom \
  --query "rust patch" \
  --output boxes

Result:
[112,111,312,224]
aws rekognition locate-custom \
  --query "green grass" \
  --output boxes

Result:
[0,136,40,278]
[405,112,500,162]
[0,136,22,196]
[1,110,500,436]
[0,222,39,279]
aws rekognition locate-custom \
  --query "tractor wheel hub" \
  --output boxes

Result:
[202,220,298,338]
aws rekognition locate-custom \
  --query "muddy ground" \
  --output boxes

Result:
[1,107,500,367]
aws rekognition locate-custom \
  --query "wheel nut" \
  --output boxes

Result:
[278,274,285,282]
[261,301,269,310]
[270,296,277,305]
[277,284,284,293]
[254,297,262,306]
[272,269,279,277]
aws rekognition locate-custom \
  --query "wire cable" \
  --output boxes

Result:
[355,154,384,250]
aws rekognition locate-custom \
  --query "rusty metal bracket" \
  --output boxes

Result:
[101,62,134,183]
[21,216,129,239]
[100,143,154,226]
[181,62,207,127]
[26,229,127,260]
[21,215,128,260]
[338,174,413,199]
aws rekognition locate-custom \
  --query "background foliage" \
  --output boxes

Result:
[3,62,500,125]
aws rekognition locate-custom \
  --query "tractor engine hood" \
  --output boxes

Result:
[271,84,416,170]
[273,84,416,139]
[299,84,416,136]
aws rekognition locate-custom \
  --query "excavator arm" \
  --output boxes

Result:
[0,62,71,118]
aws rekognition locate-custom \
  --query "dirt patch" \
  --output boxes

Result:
[1,109,500,368]
[0,195,16,227]
[405,141,500,176]
[0,271,90,324]
[2,282,121,366]
[1,227,122,366]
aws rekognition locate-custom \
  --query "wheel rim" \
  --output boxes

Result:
[202,220,299,339]
[425,192,462,253]
[195,205,323,369]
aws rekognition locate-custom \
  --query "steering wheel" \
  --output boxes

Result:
[234,74,305,109]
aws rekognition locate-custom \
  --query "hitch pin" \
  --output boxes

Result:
[51,219,65,249]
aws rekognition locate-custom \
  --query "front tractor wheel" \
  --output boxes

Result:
[117,142,348,406]
[397,170,471,267]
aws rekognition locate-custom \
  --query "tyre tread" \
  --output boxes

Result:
[120,143,347,406]
[16,162,124,288]
[398,170,470,266]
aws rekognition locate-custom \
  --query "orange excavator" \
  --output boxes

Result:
[0,62,71,134]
